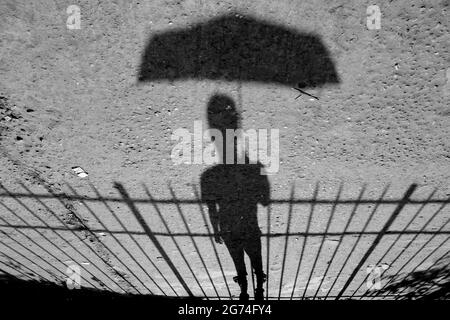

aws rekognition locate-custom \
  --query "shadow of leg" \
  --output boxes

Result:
[224,237,249,301]
[245,234,266,301]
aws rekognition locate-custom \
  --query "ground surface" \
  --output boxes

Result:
[0,0,449,299]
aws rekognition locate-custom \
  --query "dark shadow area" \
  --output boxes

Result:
[138,13,340,87]
[377,260,450,300]
[200,94,270,301]
[0,273,194,303]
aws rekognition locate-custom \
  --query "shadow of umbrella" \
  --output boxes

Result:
[138,13,340,90]
[136,13,340,299]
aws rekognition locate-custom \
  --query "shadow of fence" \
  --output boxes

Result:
[0,182,448,300]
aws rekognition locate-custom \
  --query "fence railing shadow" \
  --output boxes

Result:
[0,182,448,300]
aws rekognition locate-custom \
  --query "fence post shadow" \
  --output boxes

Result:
[66,183,155,295]
[142,184,209,298]
[277,183,295,300]
[0,183,121,292]
[114,182,194,297]
[290,182,319,299]
[168,183,220,299]
[1,181,449,300]
[335,183,417,299]
[314,184,367,299]
[352,188,438,299]
[88,182,180,297]
[304,182,343,299]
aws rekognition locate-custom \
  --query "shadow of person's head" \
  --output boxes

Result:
[207,94,240,133]
[206,93,242,163]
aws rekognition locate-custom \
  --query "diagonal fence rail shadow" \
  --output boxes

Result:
[0,182,448,300]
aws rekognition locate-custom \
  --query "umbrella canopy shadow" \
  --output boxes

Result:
[138,13,340,88]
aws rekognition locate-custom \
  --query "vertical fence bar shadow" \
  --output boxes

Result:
[394,252,450,300]
[266,201,272,300]
[393,239,449,299]
[114,183,194,297]
[88,182,179,296]
[0,183,122,293]
[0,203,77,280]
[36,182,139,293]
[1,182,448,300]
[363,196,449,299]
[277,184,295,300]
[324,184,391,299]
[297,182,319,300]
[335,184,417,299]
[351,188,438,298]
[304,183,342,299]
[168,184,220,299]
[379,216,450,299]
[314,184,367,299]
[66,183,152,295]
[143,185,205,297]
[0,262,37,282]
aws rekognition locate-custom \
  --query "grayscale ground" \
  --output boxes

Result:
[0,0,449,300]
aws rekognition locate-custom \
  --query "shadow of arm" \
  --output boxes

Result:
[206,200,222,244]
[259,168,271,207]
